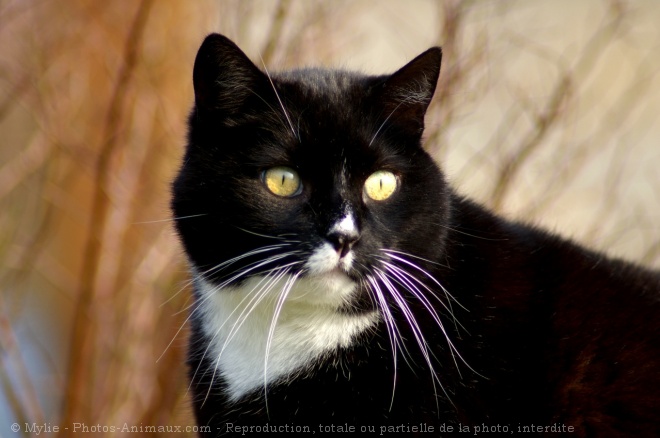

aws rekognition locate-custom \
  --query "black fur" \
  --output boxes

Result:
[171,34,660,437]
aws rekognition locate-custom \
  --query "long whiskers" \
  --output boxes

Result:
[134,213,208,225]
[263,271,301,416]
[361,248,482,410]
[259,55,299,141]
[368,98,409,147]
[381,249,467,313]
[382,250,483,379]
[159,242,298,363]
[196,262,303,405]
[374,268,445,412]
[233,226,302,242]
[162,244,294,312]
[363,273,406,411]
[158,246,297,365]
[379,265,474,380]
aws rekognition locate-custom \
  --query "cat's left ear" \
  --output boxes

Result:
[192,33,268,114]
[379,47,442,135]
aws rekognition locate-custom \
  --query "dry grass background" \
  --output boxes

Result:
[0,0,658,436]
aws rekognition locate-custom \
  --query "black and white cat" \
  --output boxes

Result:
[171,34,660,436]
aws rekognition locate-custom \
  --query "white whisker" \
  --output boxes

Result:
[369,98,410,147]
[161,244,292,310]
[382,248,448,268]
[159,247,295,365]
[378,251,485,380]
[374,269,444,412]
[364,274,401,411]
[259,56,299,141]
[264,271,300,416]
[205,250,297,287]
[160,244,299,374]
[211,262,302,357]
[368,94,425,147]
[234,226,301,242]
[380,264,464,380]
[381,250,467,312]
[134,213,208,225]
[381,260,466,334]
[201,266,297,405]
[214,250,301,284]
[435,223,509,242]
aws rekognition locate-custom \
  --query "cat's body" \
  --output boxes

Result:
[172,34,660,436]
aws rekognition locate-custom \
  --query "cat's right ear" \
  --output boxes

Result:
[377,47,442,137]
[192,34,267,113]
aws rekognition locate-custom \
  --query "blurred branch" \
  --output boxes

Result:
[0,142,57,294]
[61,0,154,425]
[429,1,470,149]
[490,73,572,210]
[426,0,488,163]
[489,3,626,211]
[0,311,45,425]
[0,133,50,200]
[524,40,659,221]
[0,75,29,123]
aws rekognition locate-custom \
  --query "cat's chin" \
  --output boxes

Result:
[284,268,358,308]
[310,267,353,285]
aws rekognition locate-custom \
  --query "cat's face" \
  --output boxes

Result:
[172,35,449,310]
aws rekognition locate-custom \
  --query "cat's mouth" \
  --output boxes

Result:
[314,266,351,280]
[304,242,355,277]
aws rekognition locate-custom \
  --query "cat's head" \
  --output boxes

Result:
[172,34,450,309]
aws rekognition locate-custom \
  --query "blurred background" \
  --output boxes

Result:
[1,0,658,435]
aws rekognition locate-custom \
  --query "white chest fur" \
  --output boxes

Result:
[196,272,377,401]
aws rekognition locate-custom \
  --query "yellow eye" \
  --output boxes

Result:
[263,166,302,197]
[364,170,398,201]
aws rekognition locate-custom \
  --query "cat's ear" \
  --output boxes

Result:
[192,33,267,113]
[378,47,442,135]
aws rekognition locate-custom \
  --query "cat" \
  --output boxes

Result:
[171,33,660,437]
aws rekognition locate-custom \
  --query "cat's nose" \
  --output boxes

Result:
[327,232,359,259]
[327,211,360,258]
